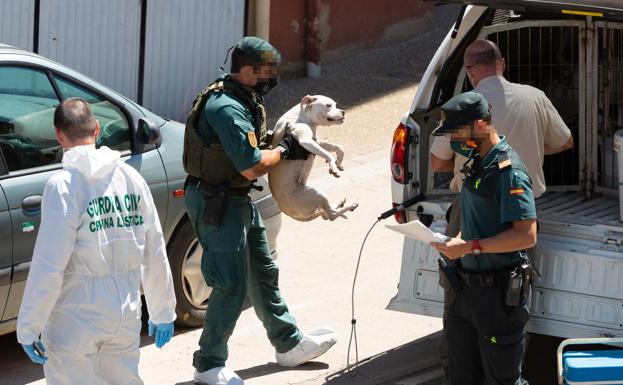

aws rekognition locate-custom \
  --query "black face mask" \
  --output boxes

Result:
[253,77,278,96]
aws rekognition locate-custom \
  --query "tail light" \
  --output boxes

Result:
[391,122,410,223]
[391,123,409,184]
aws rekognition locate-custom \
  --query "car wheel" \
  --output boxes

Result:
[168,219,211,327]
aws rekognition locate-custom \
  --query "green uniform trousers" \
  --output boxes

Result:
[185,184,303,372]
[446,283,529,385]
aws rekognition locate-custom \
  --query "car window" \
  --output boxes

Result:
[0,66,61,172]
[54,77,132,152]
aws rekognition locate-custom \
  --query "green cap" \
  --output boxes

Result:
[235,36,281,67]
[431,91,491,136]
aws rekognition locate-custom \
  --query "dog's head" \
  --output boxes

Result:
[300,95,345,126]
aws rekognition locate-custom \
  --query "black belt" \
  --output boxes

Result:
[185,176,251,196]
[457,269,510,288]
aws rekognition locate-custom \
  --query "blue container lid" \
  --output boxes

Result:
[564,350,623,382]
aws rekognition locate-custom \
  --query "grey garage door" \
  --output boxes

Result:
[0,0,245,122]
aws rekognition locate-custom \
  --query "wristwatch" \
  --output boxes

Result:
[471,239,482,255]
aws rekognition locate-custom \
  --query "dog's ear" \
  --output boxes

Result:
[300,95,316,108]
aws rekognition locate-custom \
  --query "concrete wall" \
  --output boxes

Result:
[269,0,434,76]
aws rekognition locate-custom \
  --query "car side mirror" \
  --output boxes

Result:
[138,118,161,144]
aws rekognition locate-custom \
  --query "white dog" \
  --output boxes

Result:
[268,95,358,221]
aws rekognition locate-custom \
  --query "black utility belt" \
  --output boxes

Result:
[459,258,534,307]
[457,268,512,288]
[185,175,251,196]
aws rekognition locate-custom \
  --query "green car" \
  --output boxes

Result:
[0,44,282,334]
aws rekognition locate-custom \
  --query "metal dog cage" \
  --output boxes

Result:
[437,16,623,200]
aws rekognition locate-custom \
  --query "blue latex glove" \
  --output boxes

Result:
[148,321,174,348]
[22,341,48,365]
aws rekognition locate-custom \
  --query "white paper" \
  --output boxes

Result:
[385,220,450,244]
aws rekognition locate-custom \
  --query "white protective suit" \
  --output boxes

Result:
[17,145,176,385]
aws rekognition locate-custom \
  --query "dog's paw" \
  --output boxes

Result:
[335,198,346,209]
[337,163,345,171]
[350,203,359,212]
[328,160,340,177]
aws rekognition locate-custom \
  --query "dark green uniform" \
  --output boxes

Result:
[446,137,535,385]
[184,78,302,372]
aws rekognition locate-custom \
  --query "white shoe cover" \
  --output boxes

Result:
[275,327,338,367]
[193,367,244,385]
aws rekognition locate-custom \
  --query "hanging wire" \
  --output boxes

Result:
[346,219,381,377]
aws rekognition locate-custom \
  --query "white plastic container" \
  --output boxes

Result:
[614,129,623,222]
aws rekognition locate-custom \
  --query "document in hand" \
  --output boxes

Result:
[385,220,450,244]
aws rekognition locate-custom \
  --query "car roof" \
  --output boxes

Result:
[424,0,623,17]
[0,43,40,57]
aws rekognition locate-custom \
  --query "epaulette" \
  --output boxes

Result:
[207,81,225,92]
[497,152,512,170]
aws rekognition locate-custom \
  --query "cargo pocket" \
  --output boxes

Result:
[482,327,525,382]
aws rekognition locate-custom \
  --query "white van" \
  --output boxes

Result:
[388,1,623,339]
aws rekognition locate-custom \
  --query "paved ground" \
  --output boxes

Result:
[264,2,459,157]
[0,5,463,385]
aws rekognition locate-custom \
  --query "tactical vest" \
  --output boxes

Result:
[182,77,268,188]
[462,146,530,203]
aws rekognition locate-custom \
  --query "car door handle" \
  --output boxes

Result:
[22,195,42,217]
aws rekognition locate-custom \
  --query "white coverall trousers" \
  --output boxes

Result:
[42,269,144,385]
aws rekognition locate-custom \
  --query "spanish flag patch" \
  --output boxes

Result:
[510,188,524,195]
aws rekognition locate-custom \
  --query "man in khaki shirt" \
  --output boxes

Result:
[431,39,574,236]
[431,40,573,378]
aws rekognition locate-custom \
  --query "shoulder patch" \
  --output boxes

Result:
[248,131,258,148]
[208,81,224,92]
[497,152,512,170]
[509,171,524,194]
[498,158,512,170]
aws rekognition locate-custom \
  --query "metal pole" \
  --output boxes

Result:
[305,0,321,78]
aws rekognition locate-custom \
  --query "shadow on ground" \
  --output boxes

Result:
[0,332,43,385]
[318,331,566,385]
[173,332,444,385]
[523,333,565,385]
[325,331,443,385]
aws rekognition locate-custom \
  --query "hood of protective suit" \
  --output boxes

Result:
[62,145,121,179]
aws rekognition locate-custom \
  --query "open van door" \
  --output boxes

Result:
[389,0,623,339]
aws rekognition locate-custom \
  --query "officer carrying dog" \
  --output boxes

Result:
[183,36,337,385]
[430,91,537,385]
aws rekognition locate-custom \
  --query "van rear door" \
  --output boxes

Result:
[390,0,623,339]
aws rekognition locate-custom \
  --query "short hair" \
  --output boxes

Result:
[54,98,97,139]
[464,40,504,67]
[230,47,256,73]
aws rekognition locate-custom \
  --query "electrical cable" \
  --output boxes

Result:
[346,218,380,377]
[346,194,425,376]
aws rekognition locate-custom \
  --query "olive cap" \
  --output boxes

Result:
[236,36,281,66]
[432,91,491,136]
